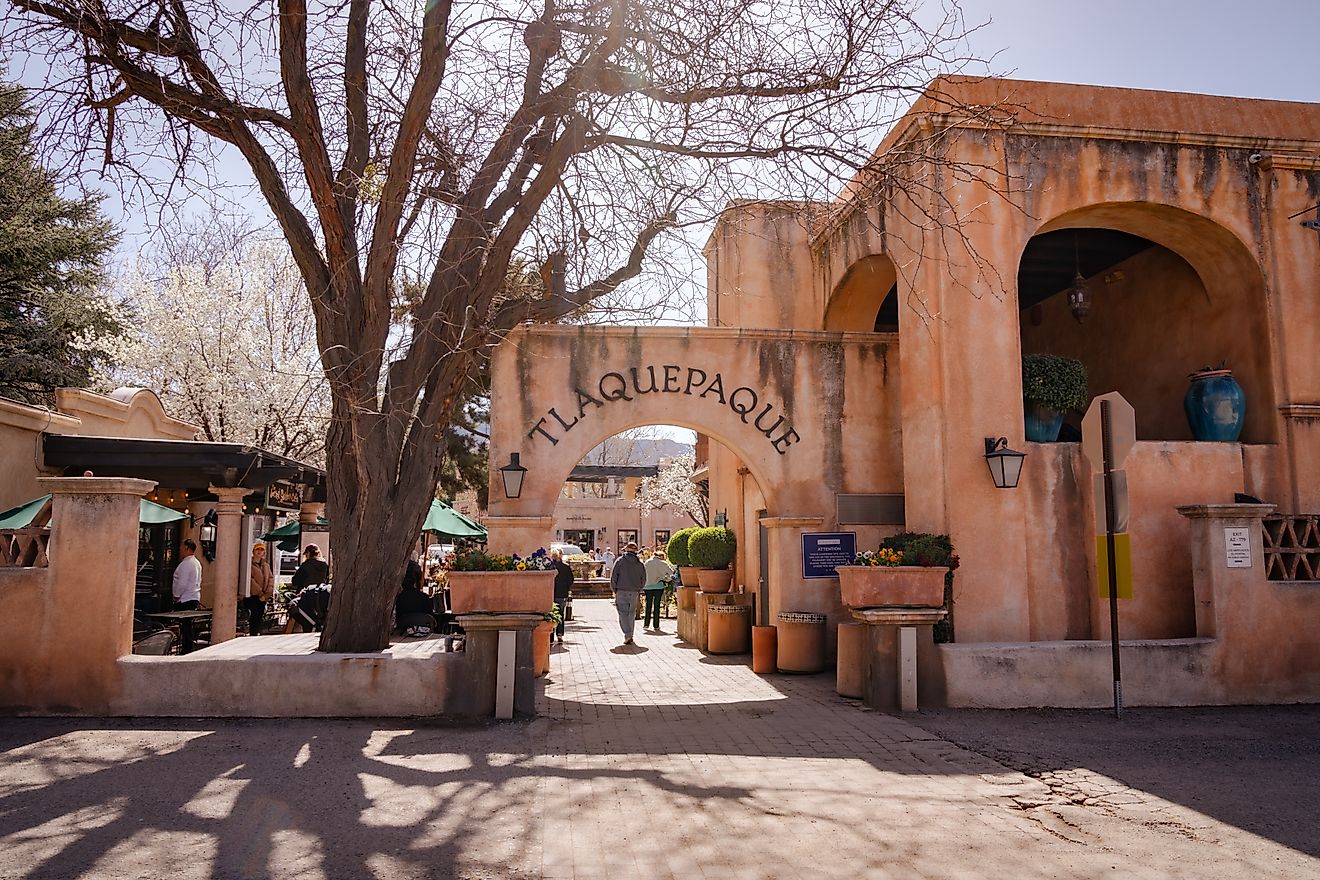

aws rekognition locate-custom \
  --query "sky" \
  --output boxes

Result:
[957,0,1317,103]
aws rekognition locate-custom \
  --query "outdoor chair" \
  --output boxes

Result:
[132,630,176,655]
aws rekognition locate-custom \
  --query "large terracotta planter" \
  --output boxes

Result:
[447,570,555,614]
[678,566,701,588]
[776,612,826,673]
[697,568,733,593]
[533,620,555,677]
[707,605,750,654]
[837,565,949,608]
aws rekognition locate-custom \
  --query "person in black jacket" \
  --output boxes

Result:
[291,543,330,589]
[550,548,574,644]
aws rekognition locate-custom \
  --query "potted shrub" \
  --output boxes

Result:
[837,533,958,609]
[688,526,737,593]
[667,527,701,605]
[1184,360,1246,441]
[444,548,555,614]
[1022,353,1088,442]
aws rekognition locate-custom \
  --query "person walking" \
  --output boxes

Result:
[642,549,674,633]
[172,538,203,610]
[550,548,574,644]
[609,542,646,645]
[244,543,275,636]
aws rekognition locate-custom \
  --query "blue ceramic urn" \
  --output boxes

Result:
[1184,369,1245,441]
[1024,400,1065,442]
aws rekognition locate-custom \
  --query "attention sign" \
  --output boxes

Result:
[802,532,856,579]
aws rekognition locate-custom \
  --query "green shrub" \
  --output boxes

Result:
[1022,353,1088,412]
[687,526,737,569]
[666,527,699,567]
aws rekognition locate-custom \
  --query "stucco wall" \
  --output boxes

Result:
[704,203,823,331]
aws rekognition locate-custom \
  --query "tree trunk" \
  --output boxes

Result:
[317,405,439,653]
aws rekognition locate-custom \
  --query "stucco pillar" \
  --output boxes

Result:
[760,516,841,656]
[484,515,555,556]
[1175,503,1275,640]
[209,486,249,644]
[38,475,155,711]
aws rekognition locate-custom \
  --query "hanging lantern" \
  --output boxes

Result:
[1068,272,1091,323]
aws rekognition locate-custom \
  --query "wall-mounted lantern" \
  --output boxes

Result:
[984,437,1026,489]
[499,452,527,499]
[197,509,218,560]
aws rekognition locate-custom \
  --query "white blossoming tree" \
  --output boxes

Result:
[633,453,707,527]
[108,241,330,464]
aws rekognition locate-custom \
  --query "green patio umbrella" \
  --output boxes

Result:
[0,494,187,528]
[422,499,487,539]
[261,517,330,552]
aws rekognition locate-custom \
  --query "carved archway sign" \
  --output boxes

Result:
[525,363,802,456]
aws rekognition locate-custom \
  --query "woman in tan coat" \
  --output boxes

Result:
[245,544,276,636]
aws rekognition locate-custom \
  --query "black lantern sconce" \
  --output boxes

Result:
[499,452,528,499]
[984,437,1026,489]
[196,509,218,561]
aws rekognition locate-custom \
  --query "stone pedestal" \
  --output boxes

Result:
[37,476,155,711]
[851,607,946,712]
[677,591,752,650]
[836,622,866,698]
[455,613,543,718]
[1175,503,1275,639]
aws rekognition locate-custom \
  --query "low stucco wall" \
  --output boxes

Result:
[113,635,482,718]
[0,567,52,709]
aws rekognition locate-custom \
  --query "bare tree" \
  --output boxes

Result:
[5,0,990,651]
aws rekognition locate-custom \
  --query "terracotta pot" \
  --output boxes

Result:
[707,605,751,654]
[678,566,702,588]
[533,620,555,677]
[837,565,948,608]
[447,570,555,614]
[836,622,865,698]
[776,612,826,673]
[697,568,733,593]
[752,625,778,674]
[677,586,699,610]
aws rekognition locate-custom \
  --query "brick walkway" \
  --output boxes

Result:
[0,598,1314,879]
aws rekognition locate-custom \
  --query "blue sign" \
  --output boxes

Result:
[802,532,857,579]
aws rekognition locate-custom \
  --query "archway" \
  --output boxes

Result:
[824,254,899,332]
[1017,203,1276,443]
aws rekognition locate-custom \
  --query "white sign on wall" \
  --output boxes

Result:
[1225,527,1252,569]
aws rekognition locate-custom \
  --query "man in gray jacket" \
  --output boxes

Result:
[609,542,647,645]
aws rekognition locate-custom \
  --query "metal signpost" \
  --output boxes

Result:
[1081,392,1137,719]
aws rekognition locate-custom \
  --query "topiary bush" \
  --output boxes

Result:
[666,527,699,567]
[1022,353,1088,413]
[687,526,737,569]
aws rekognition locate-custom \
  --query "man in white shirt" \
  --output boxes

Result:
[172,538,203,610]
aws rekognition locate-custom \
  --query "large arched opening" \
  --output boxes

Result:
[1017,203,1276,443]
[823,254,899,332]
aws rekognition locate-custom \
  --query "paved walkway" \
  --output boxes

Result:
[0,598,1315,879]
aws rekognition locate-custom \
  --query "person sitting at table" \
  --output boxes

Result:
[291,543,330,589]
[395,574,434,636]
[172,538,203,610]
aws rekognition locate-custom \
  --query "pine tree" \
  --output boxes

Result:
[0,83,120,404]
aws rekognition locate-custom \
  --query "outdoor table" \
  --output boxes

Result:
[143,610,213,655]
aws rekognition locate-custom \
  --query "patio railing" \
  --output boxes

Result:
[1262,514,1320,581]
[0,527,51,568]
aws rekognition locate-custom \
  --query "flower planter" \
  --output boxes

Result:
[776,612,826,673]
[697,568,733,593]
[677,566,702,588]
[447,570,555,614]
[1024,400,1065,442]
[707,605,751,654]
[837,565,949,608]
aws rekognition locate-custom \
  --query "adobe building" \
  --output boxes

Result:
[487,77,1320,707]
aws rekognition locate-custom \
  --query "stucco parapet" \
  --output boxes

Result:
[38,476,157,497]
[938,636,1217,652]
[482,515,556,529]
[0,398,81,433]
[54,387,201,440]
[759,516,824,529]
[1176,503,1276,520]
[509,324,897,347]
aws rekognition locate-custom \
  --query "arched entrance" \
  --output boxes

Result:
[1017,202,1276,443]
[824,254,900,333]
[486,324,905,652]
